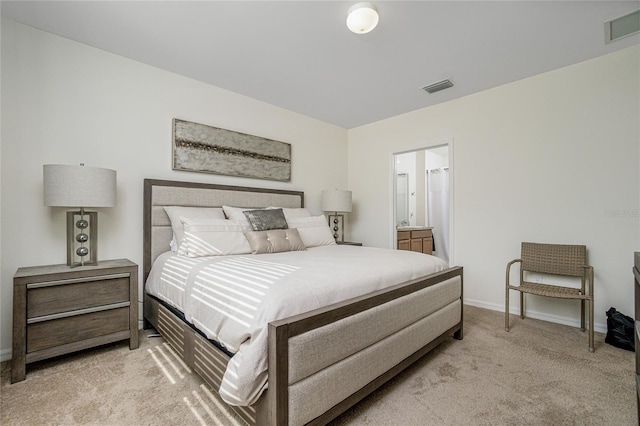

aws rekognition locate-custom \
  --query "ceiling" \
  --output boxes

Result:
[2,1,639,129]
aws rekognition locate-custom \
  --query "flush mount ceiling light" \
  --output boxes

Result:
[347,2,379,34]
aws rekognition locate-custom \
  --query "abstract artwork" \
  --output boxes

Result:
[172,118,291,181]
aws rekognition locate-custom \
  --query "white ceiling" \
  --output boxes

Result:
[2,1,639,129]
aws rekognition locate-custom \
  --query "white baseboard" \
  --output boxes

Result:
[464,298,607,334]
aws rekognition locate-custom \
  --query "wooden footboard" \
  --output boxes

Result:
[144,266,462,426]
[270,266,463,425]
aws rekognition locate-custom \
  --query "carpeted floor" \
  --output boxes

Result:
[1,305,636,425]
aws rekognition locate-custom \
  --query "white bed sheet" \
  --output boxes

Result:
[145,245,449,406]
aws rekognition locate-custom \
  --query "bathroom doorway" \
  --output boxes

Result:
[393,143,452,263]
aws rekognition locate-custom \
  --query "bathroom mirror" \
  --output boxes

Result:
[396,173,409,226]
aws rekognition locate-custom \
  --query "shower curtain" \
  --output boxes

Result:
[427,168,449,263]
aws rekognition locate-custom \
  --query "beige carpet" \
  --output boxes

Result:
[1,305,636,425]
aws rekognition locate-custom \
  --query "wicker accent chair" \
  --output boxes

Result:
[505,242,595,352]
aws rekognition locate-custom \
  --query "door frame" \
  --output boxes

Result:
[391,138,455,264]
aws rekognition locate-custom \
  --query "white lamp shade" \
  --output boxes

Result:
[321,189,352,213]
[347,2,379,34]
[43,164,117,208]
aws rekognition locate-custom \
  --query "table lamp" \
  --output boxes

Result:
[321,189,352,242]
[43,164,117,267]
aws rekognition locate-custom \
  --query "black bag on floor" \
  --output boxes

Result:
[605,307,635,352]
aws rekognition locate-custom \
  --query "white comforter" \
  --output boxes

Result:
[145,245,449,406]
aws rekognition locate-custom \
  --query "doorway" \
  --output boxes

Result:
[394,144,452,264]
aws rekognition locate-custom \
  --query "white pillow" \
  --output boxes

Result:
[222,205,264,221]
[286,215,336,248]
[181,218,251,257]
[267,206,312,220]
[164,206,226,255]
[223,206,310,222]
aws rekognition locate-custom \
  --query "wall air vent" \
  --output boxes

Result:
[605,9,640,44]
[422,79,454,94]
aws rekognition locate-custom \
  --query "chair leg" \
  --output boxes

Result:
[505,287,510,332]
[588,298,595,352]
[519,292,525,319]
[580,299,586,332]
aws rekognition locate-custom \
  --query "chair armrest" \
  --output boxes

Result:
[505,259,522,287]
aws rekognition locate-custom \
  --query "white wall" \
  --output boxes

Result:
[348,45,640,333]
[425,148,448,172]
[0,19,348,360]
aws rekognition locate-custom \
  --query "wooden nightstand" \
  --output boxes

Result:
[337,241,363,246]
[11,259,138,383]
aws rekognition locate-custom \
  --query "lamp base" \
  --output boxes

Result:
[66,209,97,267]
[327,213,345,243]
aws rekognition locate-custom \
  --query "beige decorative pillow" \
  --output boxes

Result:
[243,229,307,254]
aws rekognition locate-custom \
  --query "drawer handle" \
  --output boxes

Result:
[27,301,130,324]
[27,273,130,289]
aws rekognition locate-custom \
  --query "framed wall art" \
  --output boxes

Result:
[172,118,291,181]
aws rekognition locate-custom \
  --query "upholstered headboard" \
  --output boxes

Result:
[143,179,304,281]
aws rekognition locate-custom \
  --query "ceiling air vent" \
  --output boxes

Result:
[422,79,454,94]
[605,9,640,44]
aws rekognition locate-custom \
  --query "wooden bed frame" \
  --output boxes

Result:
[143,178,463,425]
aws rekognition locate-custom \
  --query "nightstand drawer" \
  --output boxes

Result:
[27,274,130,318]
[27,306,130,352]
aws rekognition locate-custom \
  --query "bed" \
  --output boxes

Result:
[143,178,463,425]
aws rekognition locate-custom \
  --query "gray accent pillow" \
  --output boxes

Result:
[243,208,288,231]
[243,229,306,254]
